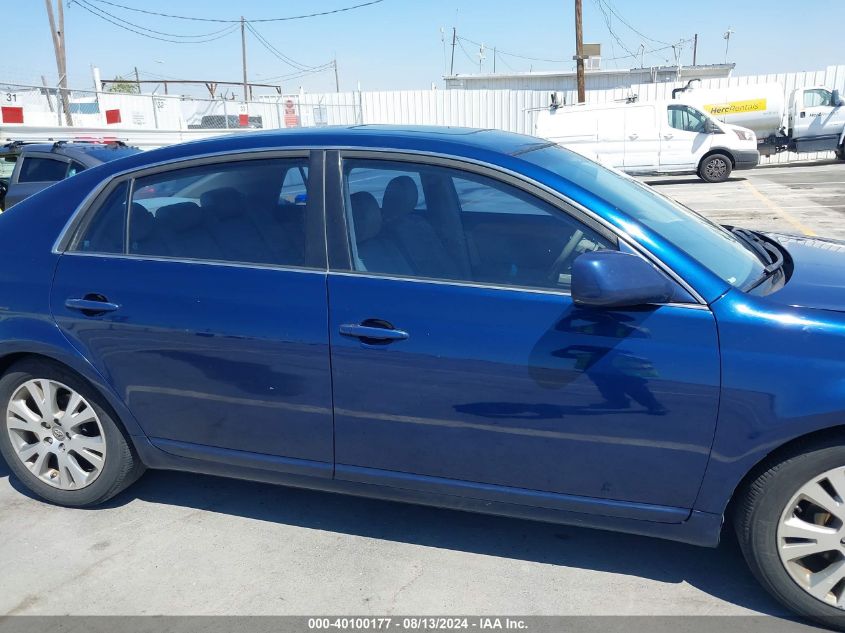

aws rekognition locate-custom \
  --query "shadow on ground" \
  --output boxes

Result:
[0,456,789,618]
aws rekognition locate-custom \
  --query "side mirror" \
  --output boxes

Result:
[832,89,843,107]
[571,250,674,308]
[704,119,720,134]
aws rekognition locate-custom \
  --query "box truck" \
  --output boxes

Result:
[673,80,845,158]
[534,100,759,182]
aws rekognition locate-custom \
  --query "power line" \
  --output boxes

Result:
[245,22,323,72]
[457,36,566,64]
[82,0,385,23]
[72,0,234,38]
[594,0,670,47]
[72,0,239,43]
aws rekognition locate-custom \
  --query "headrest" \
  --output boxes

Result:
[382,176,418,221]
[350,191,382,242]
[156,201,203,233]
[200,187,244,220]
[129,203,155,241]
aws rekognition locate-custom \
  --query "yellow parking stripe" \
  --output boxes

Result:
[742,180,817,236]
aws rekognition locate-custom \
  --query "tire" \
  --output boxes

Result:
[734,438,845,630]
[698,153,733,183]
[0,358,144,506]
[835,144,845,161]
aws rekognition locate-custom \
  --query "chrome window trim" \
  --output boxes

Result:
[52,143,707,305]
[327,271,709,310]
[60,250,327,274]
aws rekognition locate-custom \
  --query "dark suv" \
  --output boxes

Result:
[0,140,140,211]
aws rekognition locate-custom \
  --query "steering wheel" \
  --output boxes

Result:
[547,229,584,283]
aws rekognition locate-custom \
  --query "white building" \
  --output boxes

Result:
[443,63,735,91]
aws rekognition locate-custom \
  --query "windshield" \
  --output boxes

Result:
[520,144,766,288]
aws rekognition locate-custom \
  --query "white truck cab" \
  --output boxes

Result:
[534,99,759,182]
[787,86,845,155]
[672,81,845,158]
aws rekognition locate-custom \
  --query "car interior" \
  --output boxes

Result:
[345,163,610,290]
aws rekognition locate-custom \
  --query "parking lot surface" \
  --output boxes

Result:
[645,160,845,240]
[0,161,842,619]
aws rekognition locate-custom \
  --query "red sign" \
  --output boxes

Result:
[283,99,300,128]
[105,109,122,124]
[1,106,24,124]
[239,113,249,127]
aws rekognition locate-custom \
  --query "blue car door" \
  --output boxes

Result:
[51,152,334,477]
[325,153,720,520]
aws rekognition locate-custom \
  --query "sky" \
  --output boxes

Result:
[5,0,845,98]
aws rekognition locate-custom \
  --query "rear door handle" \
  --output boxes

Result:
[339,323,408,342]
[65,297,120,315]
[663,133,674,139]
[628,133,639,140]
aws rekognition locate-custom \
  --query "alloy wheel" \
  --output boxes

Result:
[704,158,728,180]
[777,466,845,608]
[5,379,106,490]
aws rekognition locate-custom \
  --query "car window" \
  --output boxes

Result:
[66,161,86,177]
[75,181,129,254]
[18,157,68,183]
[520,144,766,288]
[667,105,708,133]
[804,89,832,108]
[342,159,612,291]
[279,165,309,205]
[125,158,313,267]
[0,155,17,180]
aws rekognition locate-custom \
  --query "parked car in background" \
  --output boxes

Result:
[1,125,845,629]
[535,99,759,182]
[187,114,264,129]
[0,139,141,211]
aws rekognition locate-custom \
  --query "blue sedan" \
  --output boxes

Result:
[0,126,843,627]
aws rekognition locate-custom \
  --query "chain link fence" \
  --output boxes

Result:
[0,83,363,131]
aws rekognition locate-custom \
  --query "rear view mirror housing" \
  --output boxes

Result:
[832,89,843,107]
[704,119,721,134]
[571,250,674,308]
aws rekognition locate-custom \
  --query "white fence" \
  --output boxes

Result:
[2,64,844,161]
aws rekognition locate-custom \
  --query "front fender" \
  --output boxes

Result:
[695,289,845,514]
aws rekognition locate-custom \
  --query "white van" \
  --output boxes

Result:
[534,100,760,182]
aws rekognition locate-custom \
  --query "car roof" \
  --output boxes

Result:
[16,142,140,165]
[135,125,551,164]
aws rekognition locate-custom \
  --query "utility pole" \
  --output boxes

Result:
[574,0,585,103]
[333,58,340,93]
[493,47,496,73]
[692,33,698,66]
[449,27,456,76]
[44,0,72,125]
[723,28,734,64]
[240,16,249,101]
[134,66,141,93]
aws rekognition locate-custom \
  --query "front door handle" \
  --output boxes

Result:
[65,296,120,315]
[628,133,639,140]
[339,323,409,342]
[663,133,674,139]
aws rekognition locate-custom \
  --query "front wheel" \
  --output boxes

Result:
[735,439,845,630]
[0,358,144,506]
[698,153,733,183]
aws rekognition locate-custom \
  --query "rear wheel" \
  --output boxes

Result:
[0,358,143,506]
[835,142,845,161]
[698,153,733,183]
[735,439,845,630]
